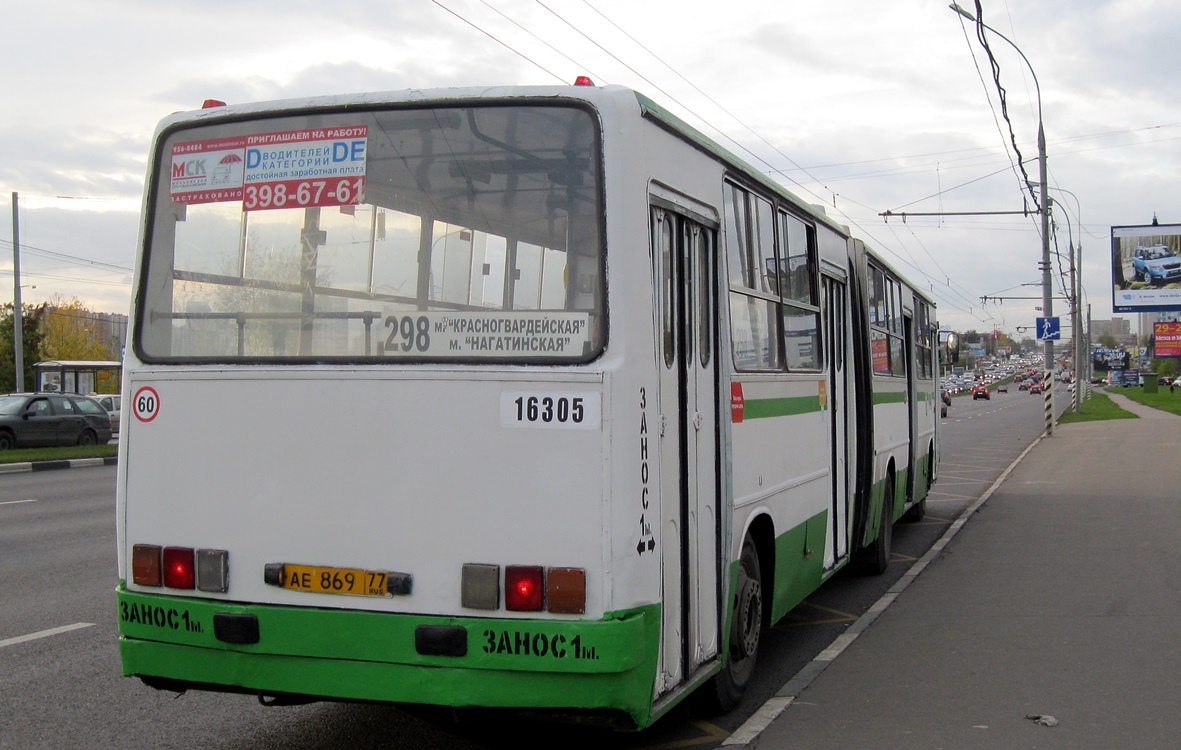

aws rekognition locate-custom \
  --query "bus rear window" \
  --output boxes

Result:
[138,104,604,363]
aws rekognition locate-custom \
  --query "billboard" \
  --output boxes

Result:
[1155,321,1181,358]
[1111,224,1181,312]
[1093,347,1130,372]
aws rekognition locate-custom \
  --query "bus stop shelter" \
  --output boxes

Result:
[33,360,122,395]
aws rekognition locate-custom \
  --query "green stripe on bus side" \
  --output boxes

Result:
[742,395,822,419]
[117,586,662,727]
[872,391,907,405]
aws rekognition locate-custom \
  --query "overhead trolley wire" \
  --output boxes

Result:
[433,1,1015,326]
[430,0,566,83]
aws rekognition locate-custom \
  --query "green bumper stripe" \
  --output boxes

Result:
[743,395,821,419]
[117,587,661,725]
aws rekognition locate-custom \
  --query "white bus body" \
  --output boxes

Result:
[116,84,937,728]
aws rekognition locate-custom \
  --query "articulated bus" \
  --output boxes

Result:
[116,83,938,729]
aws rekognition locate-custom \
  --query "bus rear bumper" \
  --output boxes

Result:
[116,586,660,727]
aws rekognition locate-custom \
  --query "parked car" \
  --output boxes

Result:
[95,394,121,433]
[0,393,113,450]
[1132,245,1181,284]
[972,385,990,400]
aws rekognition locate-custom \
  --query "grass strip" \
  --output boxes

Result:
[1058,391,1138,424]
[0,443,118,465]
[1112,386,1181,417]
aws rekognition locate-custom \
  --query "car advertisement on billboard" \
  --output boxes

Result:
[1112,224,1181,312]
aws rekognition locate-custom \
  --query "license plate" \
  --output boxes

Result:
[280,564,388,597]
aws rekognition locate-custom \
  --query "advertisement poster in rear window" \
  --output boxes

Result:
[1112,224,1181,312]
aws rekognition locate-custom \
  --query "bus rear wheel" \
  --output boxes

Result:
[702,534,762,713]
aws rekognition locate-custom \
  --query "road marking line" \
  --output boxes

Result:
[0,622,95,648]
[721,697,793,746]
[0,498,38,506]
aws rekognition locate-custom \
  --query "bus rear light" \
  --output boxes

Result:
[461,563,500,610]
[545,567,585,614]
[196,549,229,593]
[162,547,195,589]
[132,544,162,586]
[505,566,544,611]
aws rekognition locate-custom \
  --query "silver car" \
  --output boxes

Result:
[95,394,121,433]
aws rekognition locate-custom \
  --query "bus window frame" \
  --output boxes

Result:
[132,99,610,368]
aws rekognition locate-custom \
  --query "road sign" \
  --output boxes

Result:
[1035,317,1061,340]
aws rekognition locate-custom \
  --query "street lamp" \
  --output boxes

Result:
[950,2,1054,435]
[1047,186,1084,412]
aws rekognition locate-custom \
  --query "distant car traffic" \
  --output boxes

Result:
[972,385,990,400]
[0,393,113,450]
[1029,382,1044,395]
[996,383,1008,393]
[1132,245,1181,284]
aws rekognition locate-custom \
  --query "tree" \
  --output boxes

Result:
[40,296,111,362]
[0,302,48,393]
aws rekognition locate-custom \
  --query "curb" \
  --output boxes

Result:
[0,456,118,475]
[721,434,1046,748]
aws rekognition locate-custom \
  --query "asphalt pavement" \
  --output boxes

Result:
[734,390,1181,749]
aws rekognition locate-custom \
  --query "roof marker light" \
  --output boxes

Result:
[202,99,227,109]
[573,76,595,86]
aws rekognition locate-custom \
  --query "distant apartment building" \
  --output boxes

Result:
[47,308,128,359]
[1091,317,1132,345]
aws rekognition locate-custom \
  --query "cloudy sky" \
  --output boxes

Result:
[3,0,1180,338]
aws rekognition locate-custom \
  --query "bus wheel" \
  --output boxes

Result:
[702,535,762,713]
[862,479,893,575]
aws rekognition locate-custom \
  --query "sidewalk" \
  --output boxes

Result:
[746,391,1181,749]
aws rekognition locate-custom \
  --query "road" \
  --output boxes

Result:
[0,386,1072,749]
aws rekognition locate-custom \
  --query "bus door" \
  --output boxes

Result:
[822,276,851,569]
[904,314,917,502]
[651,205,720,696]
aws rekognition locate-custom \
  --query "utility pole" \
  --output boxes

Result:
[11,192,23,392]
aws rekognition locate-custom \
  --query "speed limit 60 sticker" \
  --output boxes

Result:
[499,392,601,430]
[133,386,160,423]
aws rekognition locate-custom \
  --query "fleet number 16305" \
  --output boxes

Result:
[499,391,601,430]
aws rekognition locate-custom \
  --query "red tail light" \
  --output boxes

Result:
[505,566,544,611]
[162,547,195,589]
[573,76,595,86]
[202,99,226,108]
